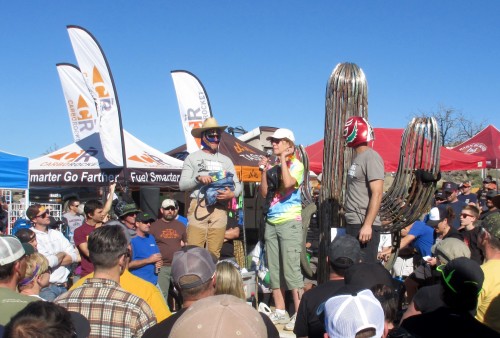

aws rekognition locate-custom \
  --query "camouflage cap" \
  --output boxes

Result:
[114,201,140,218]
[481,212,500,239]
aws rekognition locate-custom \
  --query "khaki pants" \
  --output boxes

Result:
[186,199,227,258]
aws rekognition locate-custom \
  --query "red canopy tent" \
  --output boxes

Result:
[306,128,487,173]
[451,125,500,169]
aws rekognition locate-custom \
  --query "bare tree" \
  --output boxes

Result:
[417,104,486,147]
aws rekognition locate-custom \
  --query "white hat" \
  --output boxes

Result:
[426,207,442,227]
[324,289,384,338]
[161,199,178,209]
[266,128,295,142]
[0,235,25,266]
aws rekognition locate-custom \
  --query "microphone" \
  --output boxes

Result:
[259,150,273,172]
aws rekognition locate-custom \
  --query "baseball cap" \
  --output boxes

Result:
[461,181,472,188]
[266,128,295,142]
[25,204,50,220]
[442,181,458,192]
[483,177,492,183]
[171,246,216,289]
[431,238,471,265]
[170,294,267,338]
[486,190,498,199]
[328,235,362,269]
[437,257,484,296]
[21,243,35,256]
[114,201,140,218]
[344,263,394,291]
[136,212,156,223]
[427,207,449,227]
[435,191,446,201]
[481,213,500,240]
[0,235,26,266]
[323,289,384,338]
[69,311,91,338]
[161,199,178,209]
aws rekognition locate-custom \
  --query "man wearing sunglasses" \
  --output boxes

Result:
[150,199,186,303]
[62,197,85,245]
[179,117,241,259]
[27,204,79,301]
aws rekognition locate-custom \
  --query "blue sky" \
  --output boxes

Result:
[1,1,499,159]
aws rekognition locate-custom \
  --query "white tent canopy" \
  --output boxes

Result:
[29,130,183,187]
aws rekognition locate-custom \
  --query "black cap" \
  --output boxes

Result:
[442,182,458,192]
[136,212,156,223]
[437,257,484,296]
[328,235,361,269]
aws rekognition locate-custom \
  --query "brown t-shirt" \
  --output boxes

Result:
[149,219,187,266]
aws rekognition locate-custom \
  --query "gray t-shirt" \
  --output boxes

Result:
[62,212,85,244]
[344,148,384,226]
[178,149,242,199]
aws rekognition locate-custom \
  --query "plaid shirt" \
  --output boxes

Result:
[55,278,156,337]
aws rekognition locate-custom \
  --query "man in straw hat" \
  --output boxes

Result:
[179,117,241,258]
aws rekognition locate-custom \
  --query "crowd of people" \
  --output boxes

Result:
[0,116,499,338]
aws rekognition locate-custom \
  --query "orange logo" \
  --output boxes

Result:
[234,142,256,154]
[128,152,168,166]
[92,66,115,112]
[49,148,98,163]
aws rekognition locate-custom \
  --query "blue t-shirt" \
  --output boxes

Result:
[408,221,434,257]
[457,193,478,205]
[130,234,160,285]
[176,215,188,227]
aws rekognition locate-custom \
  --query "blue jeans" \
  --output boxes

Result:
[40,284,67,302]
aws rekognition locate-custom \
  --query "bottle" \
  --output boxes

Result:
[250,292,257,309]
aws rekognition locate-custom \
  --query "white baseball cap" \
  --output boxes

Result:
[324,289,384,338]
[0,235,25,266]
[266,128,295,142]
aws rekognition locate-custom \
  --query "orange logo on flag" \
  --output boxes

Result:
[93,67,109,98]
[77,95,94,120]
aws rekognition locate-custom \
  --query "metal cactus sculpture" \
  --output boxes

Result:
[317,62,441,283]
[318,63,368,283]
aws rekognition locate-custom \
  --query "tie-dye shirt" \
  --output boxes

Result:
[266,156,304,225]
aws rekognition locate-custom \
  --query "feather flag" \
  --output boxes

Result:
[56,63,99,142]
[171,70,212,153]
[67,25,125,167]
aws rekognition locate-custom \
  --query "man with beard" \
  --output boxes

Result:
[149,199,186,303]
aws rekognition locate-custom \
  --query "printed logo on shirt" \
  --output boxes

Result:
[348,163,358,178]
[198,159,224,172]
[160,229,180,239]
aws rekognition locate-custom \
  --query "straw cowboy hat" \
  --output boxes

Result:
[191,117,227,138]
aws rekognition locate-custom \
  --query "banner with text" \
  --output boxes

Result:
[171,70,212,153]
[67,26,124,167]
[29,132,183,187]
[56,63,99,142]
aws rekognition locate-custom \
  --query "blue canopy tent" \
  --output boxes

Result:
[0,150,29,234]
[0,150,29,189]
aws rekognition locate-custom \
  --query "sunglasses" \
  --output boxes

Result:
[269,138,283,144]
[36,212,48,219]
[460,213,474,218]
[163,206,176,211]
[205,133,221,143]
